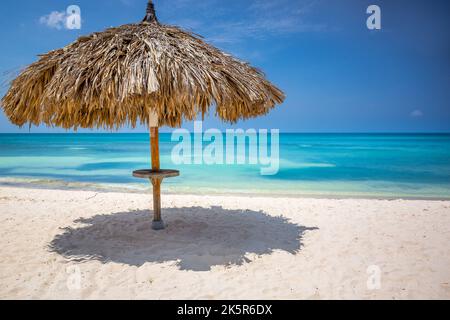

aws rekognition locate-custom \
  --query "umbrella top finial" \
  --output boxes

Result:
[143,0,158,23]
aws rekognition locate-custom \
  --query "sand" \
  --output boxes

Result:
[0,186,449,300]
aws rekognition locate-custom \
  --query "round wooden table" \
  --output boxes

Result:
[133,169,180,180]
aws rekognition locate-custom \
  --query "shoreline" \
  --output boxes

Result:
[1,179,450,202]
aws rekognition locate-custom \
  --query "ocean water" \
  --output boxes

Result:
[0,133,450,199]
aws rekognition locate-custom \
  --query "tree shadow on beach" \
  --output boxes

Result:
[49,206,318,271]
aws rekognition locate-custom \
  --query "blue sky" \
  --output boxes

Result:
[0,0,449,133]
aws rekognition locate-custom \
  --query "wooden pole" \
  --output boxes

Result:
[150,126,162,222]
[151,176,162,222]
[150,127,160,171]
[131,111,179,230]
[149,111,162,225]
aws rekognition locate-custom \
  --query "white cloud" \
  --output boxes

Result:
[39,8,81,30]
[39,11,66,30]
[410,110,424,117]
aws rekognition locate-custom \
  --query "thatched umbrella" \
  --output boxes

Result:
[1,1,285,230]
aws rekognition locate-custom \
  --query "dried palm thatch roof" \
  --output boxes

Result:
[1,1,285,129]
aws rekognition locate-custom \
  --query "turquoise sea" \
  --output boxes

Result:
[0,133,450,199]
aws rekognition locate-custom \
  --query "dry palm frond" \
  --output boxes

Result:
[1,1,285,129]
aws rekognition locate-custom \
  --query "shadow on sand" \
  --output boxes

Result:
[49,206,318,271]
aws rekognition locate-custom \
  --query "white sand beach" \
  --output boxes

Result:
[0,186,449,300]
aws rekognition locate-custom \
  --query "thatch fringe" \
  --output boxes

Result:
[1,22,285,129]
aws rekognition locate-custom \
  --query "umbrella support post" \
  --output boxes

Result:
[132,119,180,231]
[150,126,163,229]
[150,177,164,230]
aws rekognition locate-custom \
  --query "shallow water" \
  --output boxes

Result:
[0,133,449,199]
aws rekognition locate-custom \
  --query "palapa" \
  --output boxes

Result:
[1,0,285,230]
